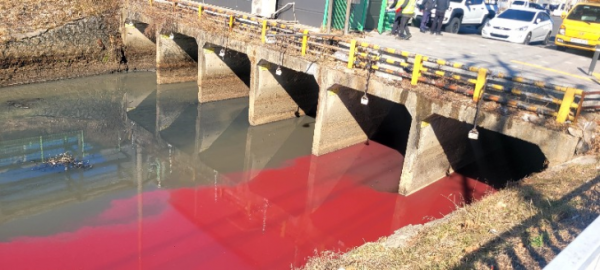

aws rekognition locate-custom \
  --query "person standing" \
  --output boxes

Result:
[390,0,417,39]
[388,0,403,36]
[420,0,435,33]
[431,0,450,35]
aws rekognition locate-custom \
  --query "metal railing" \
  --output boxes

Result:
[138,0,589,123]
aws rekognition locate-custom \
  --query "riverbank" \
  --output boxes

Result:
[301,155,600,270]
[0,0,155,87]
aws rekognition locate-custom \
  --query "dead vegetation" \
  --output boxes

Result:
[0,0,119,43]
[301,156,600,270]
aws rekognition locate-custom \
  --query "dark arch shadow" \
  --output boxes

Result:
[335,86,413,156]
[427,114,547,190]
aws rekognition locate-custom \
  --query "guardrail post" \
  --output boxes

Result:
[229,16,234,31]
[588,45,600,75]
[198,5,202,19]
[473,68,488,102]
[261,20,268,43]
[301,30,309,56]
[557,87,576,123]
[347,40,357,69]
[411,54,423,85]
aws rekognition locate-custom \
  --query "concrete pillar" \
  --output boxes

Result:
[198,44,250,103]
[122,20,156,70]
[249,61,319,126]
[312,85,370,156]
[398,114,473,195]
[312,69,402,156]
[156,32,198,84]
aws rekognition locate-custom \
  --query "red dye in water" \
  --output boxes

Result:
[0,142,494,269]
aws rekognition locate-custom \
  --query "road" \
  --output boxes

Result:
[456,16,589,56]
[362,16,599,93]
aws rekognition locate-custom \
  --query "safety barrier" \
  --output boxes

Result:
[346,41,584,123]
[137,0,587,123]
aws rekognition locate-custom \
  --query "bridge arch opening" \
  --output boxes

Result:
[249,59,319,126]
[199,43,251,103]
[424,114,547,189]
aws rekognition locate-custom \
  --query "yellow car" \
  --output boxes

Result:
[555,1,600,52]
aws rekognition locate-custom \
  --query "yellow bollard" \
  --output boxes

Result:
[473,68,488,102]
[261,20,268,43]
[149,0,153,6]
[198,5,202,19]
[301,30,309,56]
[411,54,423,85]
[229,16,234,30]
[347,40,357,69]
[556,88,576,123]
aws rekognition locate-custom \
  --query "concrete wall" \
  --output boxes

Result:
[249,60,319,125]
[198,44,250,103]
[122,21,156,71]
[277,0,326,28]
[156,33,198,84]
[199,0,252,13]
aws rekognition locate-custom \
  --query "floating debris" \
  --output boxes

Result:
[6,100,30,109]
[44,153,92,170]
[6,98,42,109]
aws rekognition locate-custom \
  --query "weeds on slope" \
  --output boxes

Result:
[301,157,600,270]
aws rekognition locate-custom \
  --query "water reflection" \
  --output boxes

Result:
[0,73,494,269]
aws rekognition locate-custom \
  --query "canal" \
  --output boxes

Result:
[0,72,495,269]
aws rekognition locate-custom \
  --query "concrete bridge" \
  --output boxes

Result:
[122,0,581,195]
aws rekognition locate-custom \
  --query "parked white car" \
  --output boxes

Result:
[481,8,554,44]
[413,0,498,34]
[552,3,567,16]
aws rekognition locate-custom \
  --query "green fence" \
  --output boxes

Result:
[323,0,369,31]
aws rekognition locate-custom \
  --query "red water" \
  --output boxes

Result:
[0,142,494,269]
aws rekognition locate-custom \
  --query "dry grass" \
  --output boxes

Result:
[301,157,600,270]
[0,0,119,43]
